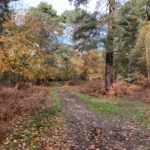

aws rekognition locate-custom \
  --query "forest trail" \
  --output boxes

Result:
[0,88,150,149]
[60,90,150,150]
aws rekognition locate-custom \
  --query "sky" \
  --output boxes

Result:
[10,0,100,15]
[10,0,108,47]
[23,0,74,14]
[10,0,129,15]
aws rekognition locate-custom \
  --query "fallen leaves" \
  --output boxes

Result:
[61,91,150,150]
[1,111,66,149]
[0,88,75,150]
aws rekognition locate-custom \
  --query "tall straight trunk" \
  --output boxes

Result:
[128,55,131,81]
[105,52,113,90]
[145,39,150,81]
[146,3,150,82]
[105,0,115,91]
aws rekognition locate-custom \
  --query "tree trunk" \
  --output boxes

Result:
[145,39,150,81]
[105,0,115,91]
[128,55,131,81]
[105,52,113,91]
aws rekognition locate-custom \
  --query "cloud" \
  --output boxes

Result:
[49,0,74,14]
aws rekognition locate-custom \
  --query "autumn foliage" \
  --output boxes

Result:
[0,20,104,83]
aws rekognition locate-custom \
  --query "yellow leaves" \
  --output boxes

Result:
[3,21,17,32]
[0,48,8,73]
[136,21,150,77]
[70,51,84,76]
[136,22,150,58]
[0,20,40,80]
[29,54,56,81]
[0,19,104,81]
[57,49,104,80]
[138,22,150,48]
[84,50,104,80]
[86,50,102,58]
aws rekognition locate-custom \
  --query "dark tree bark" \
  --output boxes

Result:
[105,52,113,90]
[105,0,115,91]
[146,1,150,20]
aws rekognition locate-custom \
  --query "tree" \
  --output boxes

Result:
[0,0,18,34]
[61,9,99,51]
[0,1,11,34]
[69,0,116,91]
[146,1,150,20]
[0,2,62,83]
[60,9,82,47]
[72,9,99,51]
[0,21,35,81]
[113,0,149,80]
[135,21,150,79]
[0,0,17,49]
[25,2,63,52]
[105,0,116,91]
[83,50,104,80]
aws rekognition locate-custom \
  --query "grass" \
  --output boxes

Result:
[1,88,63,150]
[50,88,62,112]
[71,91,150,126]
[25,88,62,129]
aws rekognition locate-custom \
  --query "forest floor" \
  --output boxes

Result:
[0,85,150,149]
[61,89,150,150]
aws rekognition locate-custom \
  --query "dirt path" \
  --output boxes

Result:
[60,91,150,150]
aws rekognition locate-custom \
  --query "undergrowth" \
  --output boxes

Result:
[0,88,63,150]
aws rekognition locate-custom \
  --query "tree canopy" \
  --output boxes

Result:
[0,0,149,84]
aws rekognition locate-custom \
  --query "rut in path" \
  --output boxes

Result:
[60,91,150,150]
